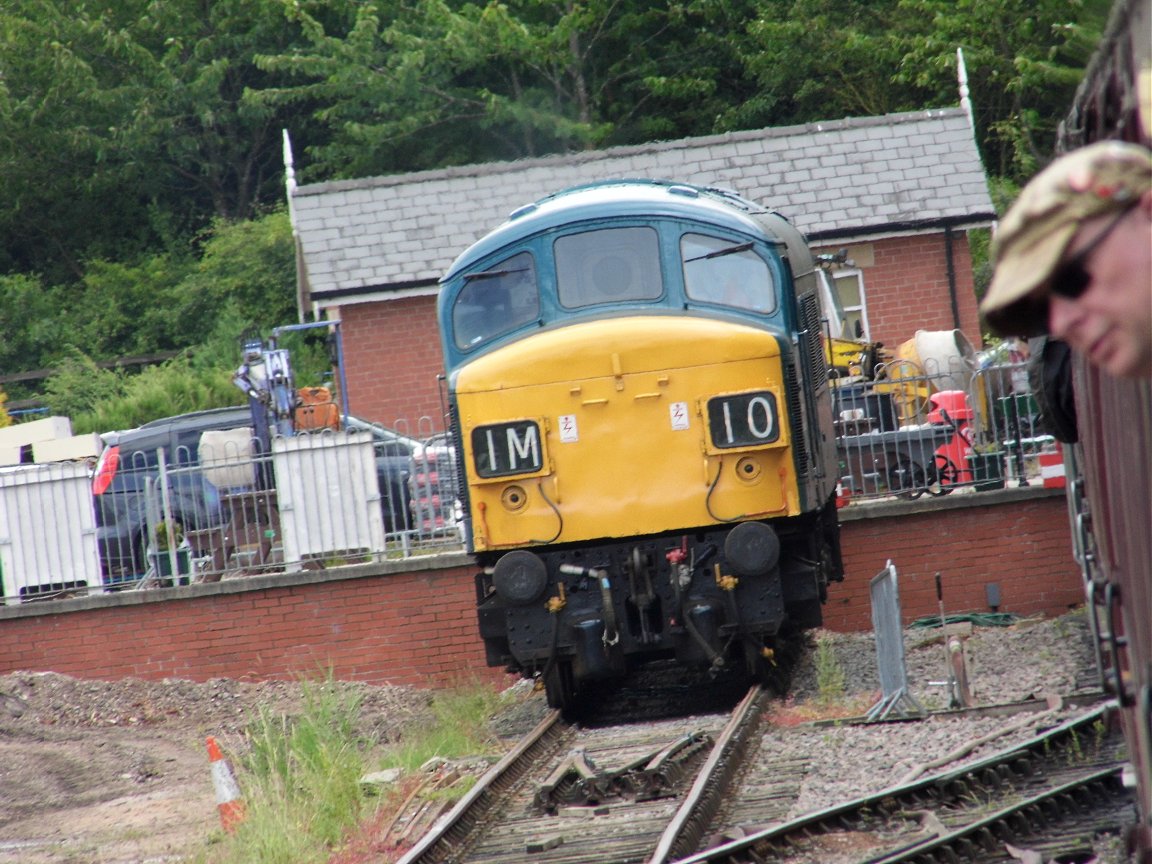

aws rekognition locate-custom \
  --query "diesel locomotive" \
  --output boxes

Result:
[436,180,844,709]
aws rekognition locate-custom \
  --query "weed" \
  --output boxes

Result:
[377,682,508,776]
[815,636,847,705]
[193,677,511,864]
[199,674,368,864]
[1066,729,1084,764]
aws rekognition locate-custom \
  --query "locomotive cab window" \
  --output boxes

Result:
[453,251,540,350]
[554,226,662,308]
[681,233,776,314]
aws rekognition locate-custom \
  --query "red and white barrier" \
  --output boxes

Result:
[1038,445,1066,489]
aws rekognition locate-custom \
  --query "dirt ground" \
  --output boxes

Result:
[0,675,434,864]
[0,608,1102,864]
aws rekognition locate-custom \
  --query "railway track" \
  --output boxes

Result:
[395,685,770,864]
[391,691,1135,864]
[674,700,1136,864]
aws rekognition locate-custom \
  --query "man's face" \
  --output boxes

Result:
[1047,196,1152,378]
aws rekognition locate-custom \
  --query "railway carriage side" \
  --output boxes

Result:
[438,182,843,709]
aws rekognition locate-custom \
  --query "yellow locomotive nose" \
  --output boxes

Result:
[454,316,797,552]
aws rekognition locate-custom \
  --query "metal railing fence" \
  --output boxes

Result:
[832,355,1055,502]
[0,424,464,604]
[2,358,1058,603]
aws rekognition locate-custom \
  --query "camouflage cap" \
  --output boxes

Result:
[982,141,1152,336]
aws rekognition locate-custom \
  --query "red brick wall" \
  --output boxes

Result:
[0,566,507,690]
[0,495,1082,689]
[836,232,983,352]
[825,495,1083,631]
[339,296,448,431]
[333,233,985,427]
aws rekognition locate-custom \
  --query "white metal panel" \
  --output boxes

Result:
[272,431,386,569]
[0,461,102,601]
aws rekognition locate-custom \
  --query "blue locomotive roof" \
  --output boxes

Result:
[442,180,789,282]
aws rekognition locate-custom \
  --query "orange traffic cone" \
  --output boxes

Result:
[206,736,247,832]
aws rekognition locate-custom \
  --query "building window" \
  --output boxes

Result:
[830,269,870,340]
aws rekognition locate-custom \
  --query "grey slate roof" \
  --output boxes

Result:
[290,108,994,303]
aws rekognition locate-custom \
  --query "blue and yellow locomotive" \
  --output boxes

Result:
[437,180,844,709]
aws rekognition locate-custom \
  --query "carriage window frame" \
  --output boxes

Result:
[553,225,663,309]
[451,251,541,352]
[680,232,778,314]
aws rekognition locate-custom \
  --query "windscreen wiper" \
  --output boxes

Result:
[684,241,754,263]
[463,267,531,281]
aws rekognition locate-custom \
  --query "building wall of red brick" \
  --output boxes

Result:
[0,494,1081,690]
[333,232,984,427]
[339,296,448,430]
[841,231,983,352]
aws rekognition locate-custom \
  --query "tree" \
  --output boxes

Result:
[894,0,1110,179]
[0,0,314,283]
[0,274,74,390]
[252,0,759,179]
[725,0,1109,180]
[730,0,924,130]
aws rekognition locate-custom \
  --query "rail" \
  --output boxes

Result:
[672,700,1127,863]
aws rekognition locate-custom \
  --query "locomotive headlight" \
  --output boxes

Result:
[492,550,548,605]
[735,456,763,483]
[500,485,528,511]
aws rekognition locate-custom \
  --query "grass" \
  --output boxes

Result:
[376,682,508,776]
[194,675,510,864]
[814,634,847,705]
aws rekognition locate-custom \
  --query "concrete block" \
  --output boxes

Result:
[32,433,103,463]
[0,416,73,449]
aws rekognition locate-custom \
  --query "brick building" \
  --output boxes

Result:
[289,108,995,429]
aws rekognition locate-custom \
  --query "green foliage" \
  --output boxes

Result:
[893,0,1111,180]
[198,677,508,864]
[41,351,127,422]
[173,209,299,347]
[814,635,847,704]
[48,351,238,434]
[73,255,199,358]
[0,0,316,283]
[253,0,759,177]
[735,0,924,129]
[209,677,368,864]
[0,273,73,401]
[18,209,296,422]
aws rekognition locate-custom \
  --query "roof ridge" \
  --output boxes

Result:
[293,108,970,197]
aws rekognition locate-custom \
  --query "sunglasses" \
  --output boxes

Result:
[1049,208,1133,300]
